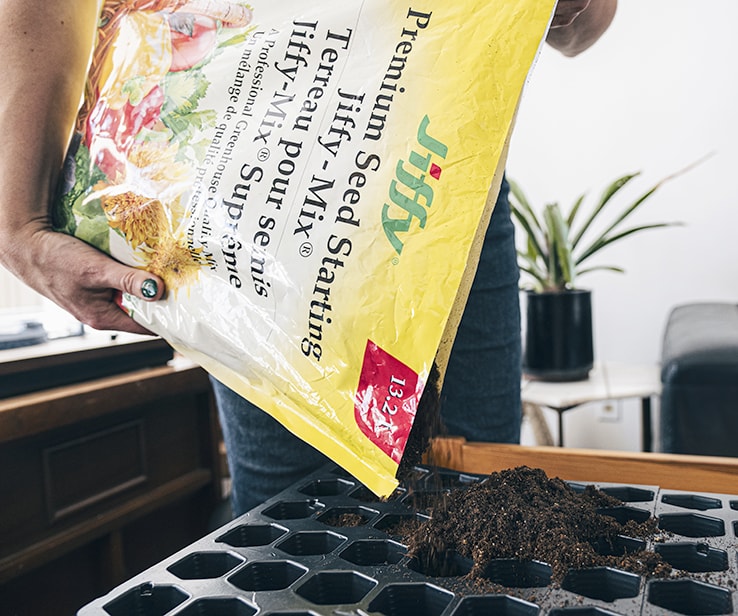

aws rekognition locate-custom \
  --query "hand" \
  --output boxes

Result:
[0,0,162,335]
[551,0,591,28]
[0,221,165,335]
[546,0,617,57]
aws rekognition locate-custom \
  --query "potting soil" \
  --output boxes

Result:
[403,466,671,586]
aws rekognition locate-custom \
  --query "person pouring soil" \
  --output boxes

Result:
[0,0,617,513]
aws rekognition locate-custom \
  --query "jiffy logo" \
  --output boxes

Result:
[381,115,448,255]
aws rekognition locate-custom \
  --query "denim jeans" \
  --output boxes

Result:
[439,176,522,443]
[213,177,521,515]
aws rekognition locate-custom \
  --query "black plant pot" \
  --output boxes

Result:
[522,289,594,382]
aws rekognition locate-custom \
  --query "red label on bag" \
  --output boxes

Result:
[354,340,423,464]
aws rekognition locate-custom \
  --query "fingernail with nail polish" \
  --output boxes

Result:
[141,279,158,299]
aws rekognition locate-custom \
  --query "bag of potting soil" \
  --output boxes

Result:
[55,0,556,497]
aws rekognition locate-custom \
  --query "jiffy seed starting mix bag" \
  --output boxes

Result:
[55,0,556,497]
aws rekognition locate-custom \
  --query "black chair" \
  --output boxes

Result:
[660,302,738,457]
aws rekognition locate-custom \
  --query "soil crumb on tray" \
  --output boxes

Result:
[321,512,366,527]
[402,466,672,588]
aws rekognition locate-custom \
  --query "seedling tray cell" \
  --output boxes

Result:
[78,465,738,615]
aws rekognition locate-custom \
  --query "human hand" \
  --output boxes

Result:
[546,0,616,57]
[0,0,164,335]
[0,222,165,335]
[551,0,591,29]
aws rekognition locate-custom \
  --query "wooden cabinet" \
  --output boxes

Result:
[0,347,223,615]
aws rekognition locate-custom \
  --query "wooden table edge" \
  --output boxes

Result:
[426,438,738,495]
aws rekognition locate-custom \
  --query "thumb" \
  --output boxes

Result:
[111,263,166,302]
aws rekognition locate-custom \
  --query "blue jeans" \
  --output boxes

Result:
[213,177,521,515]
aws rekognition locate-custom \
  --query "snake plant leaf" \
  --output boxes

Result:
[566,193,586,228]
[515,211,548,266]
[580,184,659,258]
[570,172,641,249]
[509,187,548,263]
[523,235,545,272]
[541,205,557,287]
[518,260,548,290]
[509,179,543,232]
[518,249,546,275]
[578,264,626,274]
[576,158,706,262]
[547,203,576,289]
[576,222,683,265]
[509,156,705,291]
[522,255,550,292]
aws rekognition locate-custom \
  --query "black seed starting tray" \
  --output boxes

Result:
[78,465,738,616]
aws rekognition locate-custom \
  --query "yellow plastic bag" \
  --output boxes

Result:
[56,0,556,497]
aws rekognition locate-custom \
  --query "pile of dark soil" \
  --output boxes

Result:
[401,466,672,587]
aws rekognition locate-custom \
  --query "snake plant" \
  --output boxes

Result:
[508,161,702,293]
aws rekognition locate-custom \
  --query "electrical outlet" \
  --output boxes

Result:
[597,400,622,423]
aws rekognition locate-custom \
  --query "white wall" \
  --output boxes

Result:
[0,268,43,311]
[510,0,738,450]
